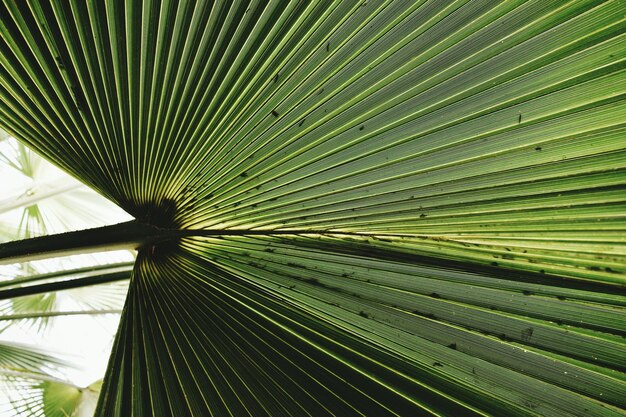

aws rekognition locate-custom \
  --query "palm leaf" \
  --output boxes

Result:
[0,340,100,417]
[38,379,102,417]
[3,379,101,417]
[0,340,64,376]
[0,339,68,416]
[1,1,624,416]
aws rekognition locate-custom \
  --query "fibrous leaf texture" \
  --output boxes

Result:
[1,1,625,416]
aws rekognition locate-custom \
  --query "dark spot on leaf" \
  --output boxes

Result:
[429,292,441,299]
[535,146,542,151]
[240,172,248,178]
[317,88,324,95]
[303,278,323,286]
[447,343,457,350]
[522,399,538,409]
[359,125,364,131]
[358,311,369,318]
[326,41,330,52]
[522,290,533,296]
[298,118,306,127]
[413,310,436,320]
[518,114,522,124]
[271,109,279,117]
[287,262,305,268]
[521,327,534,342]
[433,362,444,367]
[419,213,427,218]
[587,266,601,271]
[273,73,279,83]
[557,296,566,300]
[70,86,84,111]
[264,248,275,253]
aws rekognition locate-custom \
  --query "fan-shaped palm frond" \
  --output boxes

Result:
[0,340,64,376]
[1,1,625,416]
[0,339,70,414]
[0,340,100,417]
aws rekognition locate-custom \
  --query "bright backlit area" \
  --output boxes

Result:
[0,131,133,416]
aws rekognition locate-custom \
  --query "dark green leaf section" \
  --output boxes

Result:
[182,235,626,416]
[98,248,473,417]
[1,1,625,416]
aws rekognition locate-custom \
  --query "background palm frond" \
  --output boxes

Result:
[0,132,132,415]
